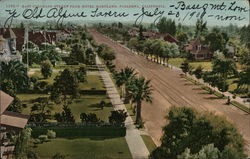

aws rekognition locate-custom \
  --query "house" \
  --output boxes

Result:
[128,29,179,44]
[56,29,72,42]
[0,28,22,63]
[28,30,57,46]
[185,37,212,60]
[0,91,29,159]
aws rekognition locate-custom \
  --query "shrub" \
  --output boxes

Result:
[27,150,38,159]
[33,139,41,145]
[47,130,56,139]
[34,81,49,93]
[80,113,100,123]
[38,135,48,142]
[108,110,128,126]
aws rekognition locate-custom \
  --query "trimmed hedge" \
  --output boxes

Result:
[32,127,126,138]
[79,90,107,95]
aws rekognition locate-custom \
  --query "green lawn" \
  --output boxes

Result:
[168,58,243,70]
[70,95,112,122]
[79,75,105,90]
[17,94,49,115]
[141,135,157,153]
[32,137,132,159]
[18,94,112,122]
[31,70,59,85]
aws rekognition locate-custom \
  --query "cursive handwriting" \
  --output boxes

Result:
[133,7,164,26]
[4,7,87,27]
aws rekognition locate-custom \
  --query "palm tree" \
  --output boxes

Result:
[115,67,137,103]
[128,77,153,124]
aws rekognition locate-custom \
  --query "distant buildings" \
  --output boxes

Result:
[0,91,29,159]
[128,29,179,44]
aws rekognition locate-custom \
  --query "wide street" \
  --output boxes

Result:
[89,30,250,155]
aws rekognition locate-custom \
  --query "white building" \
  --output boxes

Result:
[0,28,22,63]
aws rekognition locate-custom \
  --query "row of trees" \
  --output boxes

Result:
[128,38,180,65]
[150,107,246,159]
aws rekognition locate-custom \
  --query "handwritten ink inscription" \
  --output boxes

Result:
[3,0,249,28]
[168,1,248,22]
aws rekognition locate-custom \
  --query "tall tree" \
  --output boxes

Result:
[157,17,176,36]
[50,68,79,102]
[128,77,153,123]
[150,107,245,159]
[212,54,237,91]
[195,19,207,37]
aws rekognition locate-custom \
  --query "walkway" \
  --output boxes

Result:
[96,56,150,159]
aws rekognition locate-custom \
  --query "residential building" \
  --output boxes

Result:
[185,37,212,60]
[0,91,29,159]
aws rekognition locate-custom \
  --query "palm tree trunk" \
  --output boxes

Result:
[136,101,142,124]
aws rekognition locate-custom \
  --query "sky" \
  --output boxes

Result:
[0,0,249,27]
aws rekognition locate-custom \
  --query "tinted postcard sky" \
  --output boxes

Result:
[0,0,249,27]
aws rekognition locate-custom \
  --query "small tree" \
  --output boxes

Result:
[109,110,128,126]
[180,60,192,75]
[41,60,52,79]
[193,65,203,79]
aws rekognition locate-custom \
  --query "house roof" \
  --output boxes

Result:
[1,111,29,129]
[12,28,25,51]
[162,33,179,43]
[0,28,16,39]
[0,91,13,115]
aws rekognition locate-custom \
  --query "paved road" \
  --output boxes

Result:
[90,30,250,155]
[96,56,150,159]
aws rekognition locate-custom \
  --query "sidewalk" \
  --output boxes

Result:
[96,56,150,159]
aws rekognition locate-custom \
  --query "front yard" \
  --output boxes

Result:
[32,137,132,159]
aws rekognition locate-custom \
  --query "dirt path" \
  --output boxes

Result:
[89,30,250,155]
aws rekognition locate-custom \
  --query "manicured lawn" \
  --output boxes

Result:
[17,94,49,115]
[18,94,113,122]
[79,75,105,90]
[141,135,157,153]
[168,58,243,70]
[33,137,132,159]
[70,95,113,122]
[168,58,185,68]
[31,70,59,85]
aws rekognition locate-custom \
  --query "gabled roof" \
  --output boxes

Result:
[162,33,179,43]
[1,111,29,129]
[0,91,13,115]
